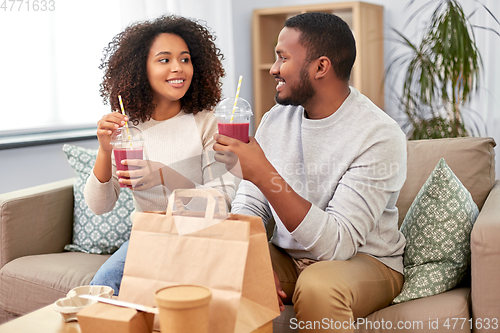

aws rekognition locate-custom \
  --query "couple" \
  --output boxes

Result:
[86,12,406,333]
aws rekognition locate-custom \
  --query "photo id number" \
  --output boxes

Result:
[1,0,55,11]
[443,318,499,330]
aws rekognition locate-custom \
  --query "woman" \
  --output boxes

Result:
[84,15,236,295]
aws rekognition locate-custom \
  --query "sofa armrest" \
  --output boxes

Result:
[471,179,500,331]
[0,178,75,268]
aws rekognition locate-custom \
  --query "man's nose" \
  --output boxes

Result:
[270,60,280,75]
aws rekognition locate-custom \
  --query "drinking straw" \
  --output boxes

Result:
[118,95,132,144]
[230,75,243,123]
[118,95,129,129]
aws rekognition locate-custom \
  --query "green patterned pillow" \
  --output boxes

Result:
[393,158,479,304]
[62,144,134,254]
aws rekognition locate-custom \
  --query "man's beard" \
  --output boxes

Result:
[275,65,315,106]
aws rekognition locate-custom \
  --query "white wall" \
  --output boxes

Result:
[1,0,498,194]
[0,140,99,194]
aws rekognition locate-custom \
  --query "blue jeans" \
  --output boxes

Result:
[90,241,129,296]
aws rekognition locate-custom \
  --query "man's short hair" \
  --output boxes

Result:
[284,12,356,81]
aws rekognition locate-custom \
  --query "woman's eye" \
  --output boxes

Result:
[159,59,169,63]
[181,58,190,63]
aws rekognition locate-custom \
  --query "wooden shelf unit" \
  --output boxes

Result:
[251,1,384,129]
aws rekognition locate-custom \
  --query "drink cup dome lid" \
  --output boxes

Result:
[111,125,143,145]
[214,97,253,116]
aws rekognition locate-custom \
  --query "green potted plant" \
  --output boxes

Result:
[386,0,499,140]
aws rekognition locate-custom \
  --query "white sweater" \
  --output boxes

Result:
[231,88,407,274]
[85,110,237,215]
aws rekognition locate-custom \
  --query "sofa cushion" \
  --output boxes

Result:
[62,144,134,254]
[0,308,17,325]
[397,137,496,227]
[0,252,109,316]
[273,288,471,333]
[358,288,471,333]
[0,179,74,268]
[393,159,478,304]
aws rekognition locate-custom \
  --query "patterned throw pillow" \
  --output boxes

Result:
[62,144,134,254]
[393,158,479,304]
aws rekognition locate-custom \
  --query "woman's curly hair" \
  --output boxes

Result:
[99,15,225,124]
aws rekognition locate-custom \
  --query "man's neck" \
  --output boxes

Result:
[302,83,350,120]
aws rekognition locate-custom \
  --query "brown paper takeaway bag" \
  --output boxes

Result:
[118,189,280,333]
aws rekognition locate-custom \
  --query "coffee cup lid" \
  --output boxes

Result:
[155,285,212,309]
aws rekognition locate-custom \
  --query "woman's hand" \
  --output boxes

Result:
[96,112,128,152]
[117,160,165,190]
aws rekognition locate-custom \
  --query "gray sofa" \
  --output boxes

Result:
[1,137,499,333]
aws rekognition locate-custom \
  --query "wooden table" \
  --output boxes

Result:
[0,305,272,333]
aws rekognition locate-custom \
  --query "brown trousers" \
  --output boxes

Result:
[269,244,403,332]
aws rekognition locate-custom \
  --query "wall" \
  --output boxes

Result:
[0,139,98,194]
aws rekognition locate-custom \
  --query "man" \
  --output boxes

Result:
[214,12,406,332]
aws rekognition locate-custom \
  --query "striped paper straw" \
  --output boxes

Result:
[118,95,129,128]
[230,75,243,123]
[118,95,131,144]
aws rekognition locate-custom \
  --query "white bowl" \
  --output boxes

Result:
[66,285,114,298]
[52,285,114,322]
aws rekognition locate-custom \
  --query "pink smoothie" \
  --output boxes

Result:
[113,148,143,187]
[218,123,249,143]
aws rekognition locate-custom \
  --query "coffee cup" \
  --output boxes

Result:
[154,285,212,333]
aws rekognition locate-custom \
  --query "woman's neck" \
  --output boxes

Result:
[151,99,182,121]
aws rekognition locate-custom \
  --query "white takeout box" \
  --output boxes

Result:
[52,285,114,322]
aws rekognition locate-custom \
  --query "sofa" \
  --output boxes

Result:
[0,137,498,332]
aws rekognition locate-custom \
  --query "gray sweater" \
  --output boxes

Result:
[231,88,407,274]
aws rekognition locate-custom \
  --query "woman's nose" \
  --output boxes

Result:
[171,59,183,72]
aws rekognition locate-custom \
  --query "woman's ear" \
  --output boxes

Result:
[314,56,331,79]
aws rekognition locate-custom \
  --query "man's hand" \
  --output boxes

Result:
[214,133,311,232]
[274,270,287,312]
[213,134,272,185]
[213,151,243,179]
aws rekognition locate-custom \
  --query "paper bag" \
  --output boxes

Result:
[118,189,280,333]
